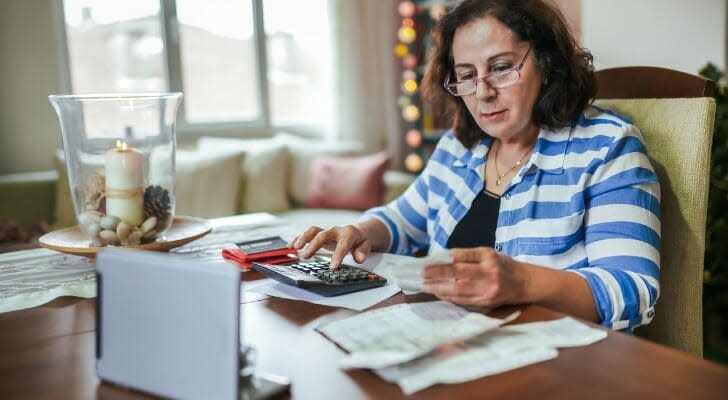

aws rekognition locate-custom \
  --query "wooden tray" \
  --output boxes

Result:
[38,216,212,257]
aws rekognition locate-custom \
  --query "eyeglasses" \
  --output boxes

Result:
[443,46,532,97]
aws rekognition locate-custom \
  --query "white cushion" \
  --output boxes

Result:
[197,137,290,213]
[169,147,244,218]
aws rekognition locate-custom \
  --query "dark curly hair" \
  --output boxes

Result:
[421,0,596,148]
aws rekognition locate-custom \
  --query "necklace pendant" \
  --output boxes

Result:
[495,178,502,186]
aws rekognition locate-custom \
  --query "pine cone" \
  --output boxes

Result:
[143,185,171,221]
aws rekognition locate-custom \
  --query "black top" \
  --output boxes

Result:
[446,188,500,249]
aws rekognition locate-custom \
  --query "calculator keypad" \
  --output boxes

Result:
[288,262,379,284]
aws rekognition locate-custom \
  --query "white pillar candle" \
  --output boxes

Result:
[105,140,144,226]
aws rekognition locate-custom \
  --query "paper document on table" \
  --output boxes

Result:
[342,251,453,294]
[373,317,607,394]
[316,301,518,369]
[375,330,559,394]
[244,278,400,311]
[501,316,608,347]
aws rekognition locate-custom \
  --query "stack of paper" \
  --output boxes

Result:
[318,301,519,369]
[317,301,607,394]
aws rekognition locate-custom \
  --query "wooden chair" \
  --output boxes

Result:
[594,66,716,357]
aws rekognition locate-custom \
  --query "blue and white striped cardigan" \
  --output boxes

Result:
[363,105,660,331]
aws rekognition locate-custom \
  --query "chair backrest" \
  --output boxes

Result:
[594,66,716,357]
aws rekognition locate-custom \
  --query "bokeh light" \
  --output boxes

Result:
[402,69,416,81]
[403,54,418,69]
[402,18,414,28]
[398,26,416,44]
[405,153,424,172]
[402,105,420,122]
[394,43,409,58]
[398,95,411,108]
[405,129,422,148]
[403,79,418,93]
[398,1,416,18]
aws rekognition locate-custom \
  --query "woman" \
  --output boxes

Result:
[290,0,660,331]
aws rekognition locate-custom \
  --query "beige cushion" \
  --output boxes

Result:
[165,148,244,218]
[595,98,716,357]
[275,133,364,206]
[197,137,290,213]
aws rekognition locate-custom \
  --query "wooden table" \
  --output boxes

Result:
[1,269,727,400]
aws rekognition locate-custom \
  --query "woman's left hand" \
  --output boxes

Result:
[422,247,529,307]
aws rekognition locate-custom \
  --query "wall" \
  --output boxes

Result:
[0,0,65,174]
[581,0,726,74]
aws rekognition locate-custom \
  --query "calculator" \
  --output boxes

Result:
[251,261,387,297]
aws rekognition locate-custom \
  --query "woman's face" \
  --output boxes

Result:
[451,15,542,142]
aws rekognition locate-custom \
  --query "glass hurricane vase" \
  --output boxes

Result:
[49,93,182,247]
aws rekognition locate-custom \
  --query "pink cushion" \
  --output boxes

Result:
[305,151,391,210]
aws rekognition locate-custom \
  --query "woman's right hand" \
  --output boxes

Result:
[288,225,371,269]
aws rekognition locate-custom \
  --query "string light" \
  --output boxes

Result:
[398,95,411,108]
[402,105,420,122]
[398,26,416,44]
[397,1,432,173]
[405,153,424,172]
[403,54,418,69]
[403,79,418,93]
[398,1,416,17]
[405,129,422,148]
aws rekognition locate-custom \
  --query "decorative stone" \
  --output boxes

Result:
[85,223,102,238]
[116,221,131,240]
[142,229,158,240]
[99,229,119,244]
[79,211,102,226]
[100,215,121,231]
[126,229,143,245]
[141,216,158,234]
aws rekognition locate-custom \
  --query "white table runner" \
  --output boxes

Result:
[0,213,303,313]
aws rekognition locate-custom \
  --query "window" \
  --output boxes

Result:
[60,0,333,136]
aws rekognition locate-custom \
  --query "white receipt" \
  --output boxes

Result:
[392,252,453,292]
[316,301,518,369]
[342,251,453,294]
[373,317,607,394]
[375,332,559,395]
[501,316,608,347]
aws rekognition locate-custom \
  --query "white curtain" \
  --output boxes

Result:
[329,0,403,167]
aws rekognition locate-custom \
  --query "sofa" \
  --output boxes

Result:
[0,133,415,247]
